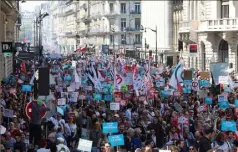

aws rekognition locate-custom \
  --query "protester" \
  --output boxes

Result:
[1,56,238,152]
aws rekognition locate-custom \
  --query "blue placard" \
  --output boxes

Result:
[218,95,225,102]
[160,90,168,97]
[235,99,238,107]
[184,80,192,85]
[183,86,191,93]
[205,97,213,105]
[93,93,102,100]
[57,107,64,116]
[108,134,125,147]
[219,101,230,110]
[102,122,118,134]
[221,120,236,132]
[21,85,32,92]
[104,94,113,102]
[64,75,72,81]
[199,80,210,88]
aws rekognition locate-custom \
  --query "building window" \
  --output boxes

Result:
[121,34,126,44]
[221,0,229,18]
[110,35,114,44]
[135,2,141,13]
[135,34,141,44]
[120,3,126,14]
[135,18,141,30]
[109,3,114,13]
[121,18,126,31]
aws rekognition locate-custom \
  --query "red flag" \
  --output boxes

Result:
[20,61,26,73]
[74,48,81,53]
[80,45,87,52]
[177,81,183,93]
[74,45,87,53]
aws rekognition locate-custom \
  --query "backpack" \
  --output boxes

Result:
[58,147,66,152]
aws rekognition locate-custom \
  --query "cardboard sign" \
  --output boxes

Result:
[108,134,125,147]
[3,109,13,118]
[199,72,210,79]
[77,138,93,152]
[221,120,236,132]
[57,107,64,116]
[110,103,120,111]
[93,93,102,100]
[58,98,66,106]
[178,116,189,125]
[184,70,192,80]
[61,92,68,98]
[219,76,229,84]
[219,101,230,110]
[81,128,90,140]
[174,102,183,113]
[197,105,207,113]
[218,95,225,102]
[199,80,210,88]
[205,97,212,105]
[21,85,32,92]
[102,122,118,134]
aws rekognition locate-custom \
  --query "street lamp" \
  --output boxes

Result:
[141,25,157,65]
[36,11,49,65]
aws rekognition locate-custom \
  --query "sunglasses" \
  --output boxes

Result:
[189,147,194,150]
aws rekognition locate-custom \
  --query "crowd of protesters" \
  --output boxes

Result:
[0,55,238,152]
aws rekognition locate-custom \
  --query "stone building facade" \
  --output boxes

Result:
[0,1,20,81]
[178,0,238,71]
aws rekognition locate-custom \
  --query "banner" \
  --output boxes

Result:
[102,122,118,134]
[108,134,125,147]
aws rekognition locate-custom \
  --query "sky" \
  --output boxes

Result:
[20,1,45,12]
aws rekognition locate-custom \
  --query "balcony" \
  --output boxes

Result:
[125,27,141,32]
[65,32,76,37]
[199,18,238,32]
[104,11,118,17]
[130,10,141,15]
[134,41,142,45]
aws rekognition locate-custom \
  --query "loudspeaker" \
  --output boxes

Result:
[38,68,49,96]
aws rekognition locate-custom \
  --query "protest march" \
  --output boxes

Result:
[1,55,238,152]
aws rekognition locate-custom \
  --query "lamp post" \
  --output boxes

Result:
[37,12,49,57]
[141,25,157,65]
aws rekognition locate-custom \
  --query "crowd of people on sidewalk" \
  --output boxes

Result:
[0,55,238,152]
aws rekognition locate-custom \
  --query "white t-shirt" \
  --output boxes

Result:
[211,141,231,152]
[37,148,50,152]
